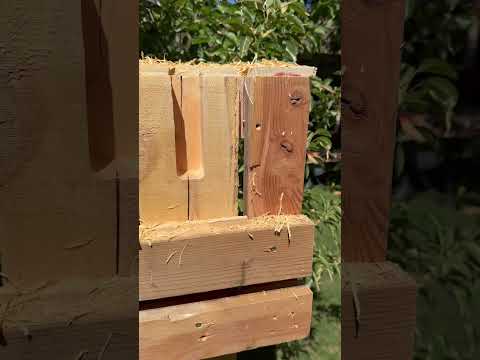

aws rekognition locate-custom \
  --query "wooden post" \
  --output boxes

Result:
[244,76,310,217]
[138,64,316,359]
[341,1,416,359]
[341,0,406,262]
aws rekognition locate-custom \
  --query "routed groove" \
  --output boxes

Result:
[180,75,204,181]
[81,0,115,172]
[341,0,405,262]
[171,76,188,177]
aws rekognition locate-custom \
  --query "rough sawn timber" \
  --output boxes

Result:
[342,262,416,360]
[139,215,314,301]
[244,76,310,218]
[341,0,406,261]
[140,285,312,360]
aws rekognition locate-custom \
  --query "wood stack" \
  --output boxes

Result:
[138,60,317,359]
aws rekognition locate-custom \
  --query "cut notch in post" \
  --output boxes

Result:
[172,75,204,181]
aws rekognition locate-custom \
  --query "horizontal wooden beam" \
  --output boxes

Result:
[0,276,137,359]
[139,215,314,301]
[140,285,312,360]
[342,262,416,360]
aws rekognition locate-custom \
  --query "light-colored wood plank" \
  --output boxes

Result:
[139,215,314,301]
[0,0,117,286]
[139,72,188,225]
[139,285,312,360]
[342,262,416,360]
[341,0,405,261]
[244,76,310,217]
[189,75,240,220]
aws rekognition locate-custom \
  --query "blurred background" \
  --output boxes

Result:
[139,0,480,358]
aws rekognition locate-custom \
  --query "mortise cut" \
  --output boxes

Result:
[171,78,188,178]
[172,75,204,180]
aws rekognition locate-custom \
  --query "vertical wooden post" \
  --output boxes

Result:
[244,76,310,217]
[341,0,406,262]
[341,2,416,360]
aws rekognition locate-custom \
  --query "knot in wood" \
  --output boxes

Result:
[288,90,305,106]
[280,140,293,153]
[341,86,367,118]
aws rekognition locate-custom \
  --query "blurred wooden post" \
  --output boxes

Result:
[341,1,416,359]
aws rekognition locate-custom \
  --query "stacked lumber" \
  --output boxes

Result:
[138,60,316,359]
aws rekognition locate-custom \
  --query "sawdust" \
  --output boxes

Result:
[139,215,310,245]
[139,58,316,78]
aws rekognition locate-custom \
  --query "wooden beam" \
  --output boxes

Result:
[0,277,137,359]
[188,75,240,220]
[139,285,312,360]
[139,215,314,301]
[341,0,406,261]
[0,0,118,286]
[139,71,188,224]
[244,76,310,217]
[342,262,416,360]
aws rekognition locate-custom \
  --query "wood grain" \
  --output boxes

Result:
[244,77,310,217]
[0,0,117,286]
[0,277,137,359]
[95,0,138,276]
[181,74,204,181]
[342,262,416,360]
[341,0,406,261]
[189,75,240,220]
[139,215,314,301]
[139,285,312,360]
[139,72,188,224]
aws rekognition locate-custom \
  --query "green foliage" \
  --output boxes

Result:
[278,186,341,359]
[388,191,480,359]
[140,0,342,186]
[403,0,474,66]
[305,78,341,185]
[399,58,459,133]
[140,0,335,63]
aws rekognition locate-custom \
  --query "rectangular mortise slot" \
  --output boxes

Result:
[172,75,204,180]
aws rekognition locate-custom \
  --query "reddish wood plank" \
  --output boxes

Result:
[244,77,310,217]
[341,0,406,261]
[342,262,416,360]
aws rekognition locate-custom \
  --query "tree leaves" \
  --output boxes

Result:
[238,36,252,59]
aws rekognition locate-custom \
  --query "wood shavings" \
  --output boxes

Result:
[277,192,285,215]
[287,222,292,245]
[247,232,254,240]
[244,78,254,104]
[97,332,112,360]
[178,242,189,266]
[165,251,178,264]
[251,172,262,196]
